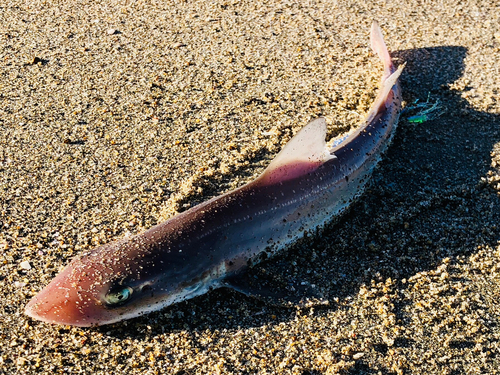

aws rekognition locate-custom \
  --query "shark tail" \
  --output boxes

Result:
[371,20,395,78]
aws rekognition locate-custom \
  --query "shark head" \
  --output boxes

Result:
[25,235,197,327]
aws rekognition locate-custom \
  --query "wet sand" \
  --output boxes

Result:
[1,0,500,373]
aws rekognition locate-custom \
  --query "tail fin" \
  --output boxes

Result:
[371,21,394,79]
[363,21,404,124]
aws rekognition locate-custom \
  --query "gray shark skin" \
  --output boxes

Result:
[25,21,404,327]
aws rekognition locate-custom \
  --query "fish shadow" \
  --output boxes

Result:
[102,45,500,353]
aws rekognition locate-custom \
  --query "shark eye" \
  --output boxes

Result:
[105,286,133,306]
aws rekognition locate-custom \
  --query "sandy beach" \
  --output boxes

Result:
[1,0,500,373]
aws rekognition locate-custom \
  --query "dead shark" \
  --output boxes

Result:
[25,21,404,327]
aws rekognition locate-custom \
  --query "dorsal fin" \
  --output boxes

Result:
[258,118,335,185]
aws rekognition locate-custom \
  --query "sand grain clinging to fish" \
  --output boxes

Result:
[25,21,404,327]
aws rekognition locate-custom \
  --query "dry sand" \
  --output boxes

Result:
[1,0,500,373]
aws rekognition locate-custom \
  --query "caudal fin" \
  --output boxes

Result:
[371,21,395,79]
[363,21,404,124]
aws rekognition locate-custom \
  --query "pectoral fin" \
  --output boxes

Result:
[222,266,328,307]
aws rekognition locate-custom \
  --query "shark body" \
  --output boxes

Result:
[25,22,403,327]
